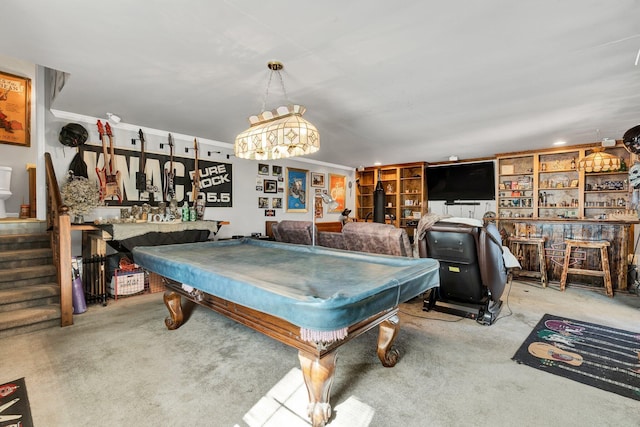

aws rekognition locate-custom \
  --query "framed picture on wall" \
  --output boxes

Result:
[311,172,325,187]
[286,167,308,212]
[0,70,31,147]
[258,163,269,175]
[328,174,346,212]
[314,194,323,218]
[264,179,277,193]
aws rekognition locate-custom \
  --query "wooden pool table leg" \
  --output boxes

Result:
[163,290,184,330]
[298,350,337,427]
[377,314,400,367]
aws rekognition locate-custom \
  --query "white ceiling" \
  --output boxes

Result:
[2,1,640,167]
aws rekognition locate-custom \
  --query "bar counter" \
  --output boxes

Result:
[498,218,638,291]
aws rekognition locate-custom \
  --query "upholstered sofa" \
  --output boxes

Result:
[271,220,412,257]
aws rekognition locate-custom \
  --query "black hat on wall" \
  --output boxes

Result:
[59,123,88,147]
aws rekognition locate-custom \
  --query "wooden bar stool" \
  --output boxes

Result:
[560,239,613,297]
[508,236,547,288]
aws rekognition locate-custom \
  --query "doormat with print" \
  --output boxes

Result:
[0,377,33,426]
[512,313,640,401]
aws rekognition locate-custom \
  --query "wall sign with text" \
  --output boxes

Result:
[80,144,232,207]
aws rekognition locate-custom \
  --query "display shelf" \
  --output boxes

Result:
[355,162,426,234]
[497,142,634,220]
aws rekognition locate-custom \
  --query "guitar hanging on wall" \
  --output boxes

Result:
[136,129,147,192]
[96,120,122,203]
[192,138,205,219]
[163,133,176,202]
[137,128,156,203]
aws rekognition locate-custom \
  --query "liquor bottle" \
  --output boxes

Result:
[571,158,576,169]
[182,202,190,222]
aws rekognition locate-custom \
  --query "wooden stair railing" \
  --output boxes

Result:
[45,152,73,327]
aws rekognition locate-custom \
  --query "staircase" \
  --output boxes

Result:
[0,220,61,339]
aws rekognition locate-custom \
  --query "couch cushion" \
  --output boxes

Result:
[272,220,314,245]
[318,231,347,250]
[342,222,412,256]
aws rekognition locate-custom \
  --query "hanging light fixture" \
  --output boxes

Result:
[235,61,319,160]
[577,146,621,173]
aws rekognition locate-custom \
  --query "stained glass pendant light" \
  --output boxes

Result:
[577,147,621,173]
[234,62,320,160]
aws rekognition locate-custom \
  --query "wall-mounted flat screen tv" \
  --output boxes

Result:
[426,161,495,203]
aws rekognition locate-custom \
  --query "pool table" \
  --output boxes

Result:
[133,238,439,427]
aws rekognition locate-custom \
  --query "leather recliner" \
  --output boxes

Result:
[417,219,508,325]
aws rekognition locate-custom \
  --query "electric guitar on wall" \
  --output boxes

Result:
[192,138,200,205]
[192,138,205,218]
[163,133,176,202]
[96,120,122,202]
[136,128,147,192]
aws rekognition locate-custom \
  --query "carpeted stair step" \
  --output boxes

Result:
[0,232,50,251]
[0,247,53,269]
[0,284,60,313]
[0,265,58,290]
[0,304,61,340]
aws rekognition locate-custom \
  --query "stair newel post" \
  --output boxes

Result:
[58,206,73,327]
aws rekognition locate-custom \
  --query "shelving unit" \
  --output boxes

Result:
[356,169,375,222]
[355,162,426,236]
[537,150,580,219]
[497,155,535,219]
[582,146,632,219]
[497,143,634,221]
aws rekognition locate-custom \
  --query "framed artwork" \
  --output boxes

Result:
[314,194,323,218]
[272,165,283,176]
[265,209,276,217]
[272,197,282,209]
[0,71,31,147]
[258,163,269,175]
[311,172,325,187]
[264,179,277,193]
[286,167,308,212]
[258,197,269,208]
[328,174,346,212]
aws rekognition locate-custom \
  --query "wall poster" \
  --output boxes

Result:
[329,173,346,212]
[286,167,308,212]
[0,71,31,147]
[80,144,233,207]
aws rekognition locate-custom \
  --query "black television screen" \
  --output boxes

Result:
[426,161,495,203]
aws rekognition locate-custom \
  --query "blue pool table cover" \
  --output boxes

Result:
[133,238,439,333]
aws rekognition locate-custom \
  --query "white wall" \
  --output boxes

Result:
[1,54,355,254]
[428,200,496,220]
[46,111,354,240]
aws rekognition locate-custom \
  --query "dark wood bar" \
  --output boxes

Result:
[499,218,637,291]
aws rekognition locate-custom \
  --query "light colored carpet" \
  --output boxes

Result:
[2,280,639,427]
